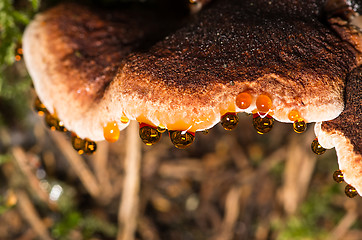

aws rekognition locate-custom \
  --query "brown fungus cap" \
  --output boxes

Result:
[24,1,361,192]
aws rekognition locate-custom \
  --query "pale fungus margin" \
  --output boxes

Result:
[23,0,361,197]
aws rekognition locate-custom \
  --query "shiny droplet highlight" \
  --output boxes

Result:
[221,113,239,131]
[103,121,120,143]
[333,170,344,183]
[139,123,161,146]
[45,113,66,132]
[236,92,252,109]
[252,113,274,134]
[311,138,326,155]
[345,185,358,198]
[293,119,307,133]
[256,95,272,113]
[169,131,195,149]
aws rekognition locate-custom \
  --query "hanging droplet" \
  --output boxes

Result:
[256,94,272,113]
[293,119,307,133]
[45,113,67,132]
[15,47,23,61]
[84,140,97,154]
[139,123,161,146]
[103,121,120,143]
[252,113,274,134]
[71,134,97,154]
[157,124,167,133]
[169,131,195,149]
[333,170,344,183]
[71,134,85,155]
[34,97,48,116]
[120,116,129,124]
[236,92,252,109]
[345,184,358,198]
[288,109,300,122]
[311,138,326,155]
[221,113,239,131]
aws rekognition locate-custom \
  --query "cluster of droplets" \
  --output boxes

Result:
[332,170,358,198]
[34,97,97,155]
[137,123,195,149]
[15,47,23,62]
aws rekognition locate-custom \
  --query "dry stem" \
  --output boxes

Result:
[117,121,142,240]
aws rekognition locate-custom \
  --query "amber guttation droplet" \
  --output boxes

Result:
[139,123,161,146]
[252,113,274,134]
[221,113,239,131]
[71,134,85,154]
[169,131,195,149]
[256,94,272,113]
[15,48,23,61]
[157,124,166,133]
[34,97,48,116]
[236,92,252,109]
[288,109,300,122]
[293,119,307,133]
[333,170,344,183]
[84,140,97,154]
[345,185,358,198]
[103,121,120,143]
[120,116,129,124]
[71,134,97,155]
[311,138,326,155]
[45,113,67,132]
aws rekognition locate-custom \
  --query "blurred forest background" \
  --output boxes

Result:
[0,0,362,239]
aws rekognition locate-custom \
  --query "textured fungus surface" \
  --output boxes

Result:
[23,0,362,195]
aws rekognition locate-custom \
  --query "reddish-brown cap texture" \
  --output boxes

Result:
[24,0,361,193]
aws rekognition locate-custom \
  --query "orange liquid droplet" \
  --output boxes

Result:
[169,131,195,149]
[103,121,120,143]
[252,113,274,134]
[293,119,307,133]
[220,113,239,131]
[333,170,344,183]
[34,97,48,116]
[45,113,67,132]
[256,95,272,113]
[288,109,300,121]
[157,124,166,133]
[311,138,326,155]
[139,123,161,146]
[236,92,252,109]
[120,116,129,124]
[345,185,357,198]
[71,133,97,154]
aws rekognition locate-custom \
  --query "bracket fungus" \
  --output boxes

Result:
[23,0,361,197]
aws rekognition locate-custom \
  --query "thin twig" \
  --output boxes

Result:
[92,141,113,204]
[211,187,241,240]
[50,131,100,199]
[12,147,57,210]
[329,200,358,240]
[16,190,52,240]
[117,121,142,240]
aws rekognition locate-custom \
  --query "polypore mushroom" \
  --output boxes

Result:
[23,0,361,196]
